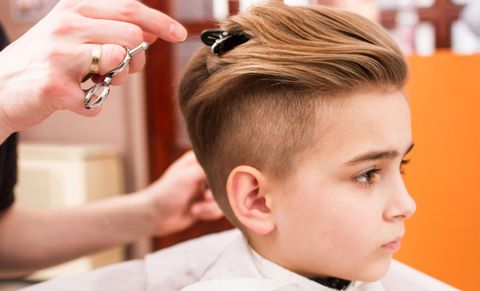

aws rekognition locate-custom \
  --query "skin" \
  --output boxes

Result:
[0,0,188,142]
[228,89,416,282]
[0,1,224,278]
[0,151,223,278]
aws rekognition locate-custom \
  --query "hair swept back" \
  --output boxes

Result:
[178,2,407,225]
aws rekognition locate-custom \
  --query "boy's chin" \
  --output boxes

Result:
[351,259,393,282]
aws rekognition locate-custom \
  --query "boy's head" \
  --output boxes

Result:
[179,2,415,282]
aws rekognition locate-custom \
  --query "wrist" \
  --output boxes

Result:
[132,190,162,237]
[0,86,16,142]
[136,183,175,237]
[0,113,15,144]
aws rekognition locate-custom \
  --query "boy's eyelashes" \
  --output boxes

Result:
[354,159,412,187]
[400,159,410,175]
[354,168,381,188]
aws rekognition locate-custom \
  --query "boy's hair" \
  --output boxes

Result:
[178,3,407,226]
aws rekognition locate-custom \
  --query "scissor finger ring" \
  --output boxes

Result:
[82,42,149,110]
[83,76,112,110]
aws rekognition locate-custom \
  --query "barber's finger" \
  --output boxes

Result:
[58,81,103,117]
[191,189,222,221]
[43,10,147,48]
[191,199,224,221]
[78,44,145,83]
[77,18,145,48]
[143,32,157,44]
[102,44,145,85]
[91,68,129,86]
[75,0,187,42]
[203,189,215,201]
[126,47,146,74]
[176,151,199,166]
[81,18,158,45]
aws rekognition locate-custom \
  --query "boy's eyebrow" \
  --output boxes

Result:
[345,143,415,165]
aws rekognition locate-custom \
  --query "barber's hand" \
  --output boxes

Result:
[0,0,187,137]
[140,151,223,237]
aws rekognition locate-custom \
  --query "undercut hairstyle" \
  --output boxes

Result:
[178,2,407,226]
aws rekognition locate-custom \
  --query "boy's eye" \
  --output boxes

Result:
[355,169,381,187]
[400,159,410,175]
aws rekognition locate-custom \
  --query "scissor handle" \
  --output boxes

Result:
[84,77,111,109]
[108,53,132,77]
[106,42,149,77]
[82,42,148,110]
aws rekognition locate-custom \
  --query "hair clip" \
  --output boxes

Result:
[200,29,250,55]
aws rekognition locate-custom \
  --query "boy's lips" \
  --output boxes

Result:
[381,237,403,251]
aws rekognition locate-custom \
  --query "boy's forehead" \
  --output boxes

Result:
[308,90,411,164]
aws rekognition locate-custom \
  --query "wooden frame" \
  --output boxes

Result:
[143,0,236,249]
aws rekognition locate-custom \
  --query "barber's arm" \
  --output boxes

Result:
[0,0,187,142]
[0,151,222,278]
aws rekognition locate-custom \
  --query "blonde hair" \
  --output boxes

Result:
[178,3,407,225]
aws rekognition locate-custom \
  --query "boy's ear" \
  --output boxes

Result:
[226,166,275,235]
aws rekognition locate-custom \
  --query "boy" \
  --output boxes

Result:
[24,2,457,291]
[175,2,456,290]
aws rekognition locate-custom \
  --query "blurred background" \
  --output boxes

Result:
[0,0,479,290]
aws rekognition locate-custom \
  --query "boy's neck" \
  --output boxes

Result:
[247,236,352,290]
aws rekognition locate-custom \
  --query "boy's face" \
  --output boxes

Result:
[265,90,416,281]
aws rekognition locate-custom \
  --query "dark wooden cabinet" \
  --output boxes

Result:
[143,0,238,249]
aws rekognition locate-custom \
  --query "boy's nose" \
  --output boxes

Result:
[384,178,416,221]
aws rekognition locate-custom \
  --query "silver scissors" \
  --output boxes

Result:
[83,42,149,109]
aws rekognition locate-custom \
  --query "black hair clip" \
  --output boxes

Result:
[200,29,250,55]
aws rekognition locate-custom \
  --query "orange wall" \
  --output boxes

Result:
[397,51,480,291]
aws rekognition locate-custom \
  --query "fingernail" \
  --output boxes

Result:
[170,22,187,42]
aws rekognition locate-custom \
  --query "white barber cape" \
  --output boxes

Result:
[22,229,458,291]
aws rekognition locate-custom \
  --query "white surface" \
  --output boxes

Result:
[22,230,459,291]
[452,20,480,55]
[415,22,436,56]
